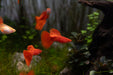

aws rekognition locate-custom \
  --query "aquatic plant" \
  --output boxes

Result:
[81,11,100,44]
[66,11,100,75]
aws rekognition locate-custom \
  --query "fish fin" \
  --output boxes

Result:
[35,16,40,21]
[35,19,46,30]
[38,8,51,20]
[53,36,72,43]
[39,11,49,20]
[0,17,3,24]
[27,70,35,75]
[27,45,34,50]
[27,45,42,55]
[23,50,33,67]
[41,31,54,49]
[32,49,42,55]
[35,8,51,31]
[50,28,61,37]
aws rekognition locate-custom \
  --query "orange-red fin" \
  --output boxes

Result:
[0,17,3,24]
[39,11,49,20]
[39,8,51,20]
[32,49,42,55]
[27,70,35,75]
[40,8,51,20]
[35,8,51,31]
[27,45,34,50]
[49,28,72,43]
[41,31,54,49]
[50,28,61,37]
[35,16,40,22]
[53,36,72,43]
[35,19,46,31]
[27,45,42,55]
[23,50,33,67]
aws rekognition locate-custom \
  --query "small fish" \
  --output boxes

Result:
[35,8,51,30]
[23,45,42,66]
[0,17,16,34]
[41,28,72,49]
[19,70,35,75]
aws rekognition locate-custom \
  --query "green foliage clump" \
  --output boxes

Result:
[69,11,113,75]
[67,11,100,74]
[81,11,100,44]
[68,32,90,75]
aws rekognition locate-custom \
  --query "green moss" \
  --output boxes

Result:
[33,47,69,75]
